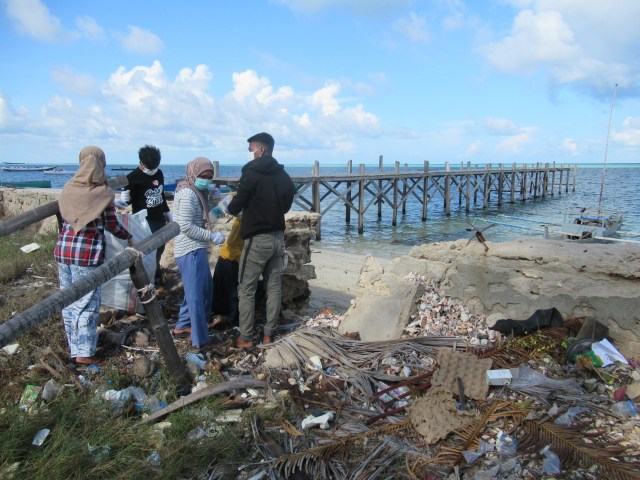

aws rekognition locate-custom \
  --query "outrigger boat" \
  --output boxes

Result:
[43,167,75,175]
[1,164,56,172]
[474,210,639,244]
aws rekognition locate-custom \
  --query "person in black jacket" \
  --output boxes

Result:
[119,145,171,285]
[227,132,295,349]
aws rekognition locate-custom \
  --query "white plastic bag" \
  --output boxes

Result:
[102,210,156,313]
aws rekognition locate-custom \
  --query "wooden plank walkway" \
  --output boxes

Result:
[211,159,577,239]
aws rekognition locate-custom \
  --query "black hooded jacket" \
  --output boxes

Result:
[227,154,295,239]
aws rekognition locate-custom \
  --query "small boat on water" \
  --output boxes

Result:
[43,167,75,175]
[1,165,57,172]
[0,180,52,188]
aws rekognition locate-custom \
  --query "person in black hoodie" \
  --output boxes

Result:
[119,145,171,285]
[227,132,295,349]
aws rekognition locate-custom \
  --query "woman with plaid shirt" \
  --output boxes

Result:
[55,146,132,366]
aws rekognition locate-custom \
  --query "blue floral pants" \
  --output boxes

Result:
[57,263,101,358]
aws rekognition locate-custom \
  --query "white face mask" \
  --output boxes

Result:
[247,151,256,161]
[143,167,158,176]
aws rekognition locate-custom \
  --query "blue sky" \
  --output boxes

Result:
[1,0,639,166]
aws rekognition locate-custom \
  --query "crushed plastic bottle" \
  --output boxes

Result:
[496,432,518,458]
[542,445,561,474]
[611,400,638,418]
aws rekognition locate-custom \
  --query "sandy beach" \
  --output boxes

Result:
[301,244,405,315]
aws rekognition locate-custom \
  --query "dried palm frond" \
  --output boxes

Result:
[516,419,640,480]
[406,400,530,476]
[274,419,412,478]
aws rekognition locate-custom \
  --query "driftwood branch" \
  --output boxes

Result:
[139,379,268,425]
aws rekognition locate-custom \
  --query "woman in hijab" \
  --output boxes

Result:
[172,156,225,349]
[55,146,132,365]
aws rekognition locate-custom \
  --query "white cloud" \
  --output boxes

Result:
[495,128,535,154]
[76,16,106,42]
[10,62,379,157]
[561,137,578,154]
[482,118,521,136]
[51,66,98,97]
[480,1,640,96]
[0,92,29,131]
[5,0,70,42]
[464,140,481,156]
[116,25,164,55]
[272,0,411,15]
[393,12,430,45]
[614,116,640,147]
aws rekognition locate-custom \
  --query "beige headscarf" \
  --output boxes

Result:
[176,156,214,225]
[59,146,114,232]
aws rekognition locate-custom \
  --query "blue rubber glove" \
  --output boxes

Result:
[209,231,225,244]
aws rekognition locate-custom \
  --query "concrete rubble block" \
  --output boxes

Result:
[338,256,424,342]
[408,238,640,359]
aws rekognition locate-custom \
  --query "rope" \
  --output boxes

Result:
[125,246,144,258]
[136,283,157,304]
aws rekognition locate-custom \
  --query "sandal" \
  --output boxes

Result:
[75,356,105,367]
[172,328,191,338]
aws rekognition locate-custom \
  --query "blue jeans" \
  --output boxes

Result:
[57,263,101,358]
[176,248,213,347]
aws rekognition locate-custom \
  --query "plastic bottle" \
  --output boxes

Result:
[496,433,518,458]
[611,400,638,418]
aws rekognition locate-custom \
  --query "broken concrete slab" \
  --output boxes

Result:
[338,256,424,342]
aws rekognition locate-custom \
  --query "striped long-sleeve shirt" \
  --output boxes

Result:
[173,188,211,259]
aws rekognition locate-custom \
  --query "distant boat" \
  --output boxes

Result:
[0,180,52,188]
[111,167,135,171]
[1,165,57,172]
[43,167,75,175]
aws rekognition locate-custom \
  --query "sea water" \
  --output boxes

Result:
[2,163,638,257]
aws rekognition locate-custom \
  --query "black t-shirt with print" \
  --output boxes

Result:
[125,168,170,223]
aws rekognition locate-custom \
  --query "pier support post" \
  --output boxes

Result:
[358,164,365,234]
[497,163,503,206]
[312,161,321,240]
[377,155,383,219]
[483,164,491,209]
[465,162,471,212]
[402,163,408,215]
[572,165,576,192]
[444,162,451,216]
[551,161,556,196]
[392,161,399,226]
[421,161,429,221]
[345,160,352,223]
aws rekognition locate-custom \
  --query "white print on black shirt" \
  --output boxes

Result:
[145,186,164,209]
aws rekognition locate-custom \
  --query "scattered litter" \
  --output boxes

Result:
[102,386,146,410]
[20,242,41,253]
[541,445,561,474]
[87,443,111,462]
[462,439,494,464]
[554,406,587,425]
[591,338,628,367]
[611,400,638,418]
[31,428,50,446]
[19,385,42,412]
[301,411,334,430]
[495,432,518,458]
[185,352,207,369]
[41,379,64,402]
[1,343,19,355]
[486,369,513,386]
[307,355,323,370]
[146,450,161,467]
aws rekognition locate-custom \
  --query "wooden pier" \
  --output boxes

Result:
[212,159,576,239]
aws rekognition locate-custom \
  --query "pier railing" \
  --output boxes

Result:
[211,159,576,239]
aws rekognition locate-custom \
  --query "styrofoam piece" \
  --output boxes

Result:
[486,369,513,386]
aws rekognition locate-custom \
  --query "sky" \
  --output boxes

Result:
[1,0,639,167]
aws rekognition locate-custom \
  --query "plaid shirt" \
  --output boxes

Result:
[54,205,131,266]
